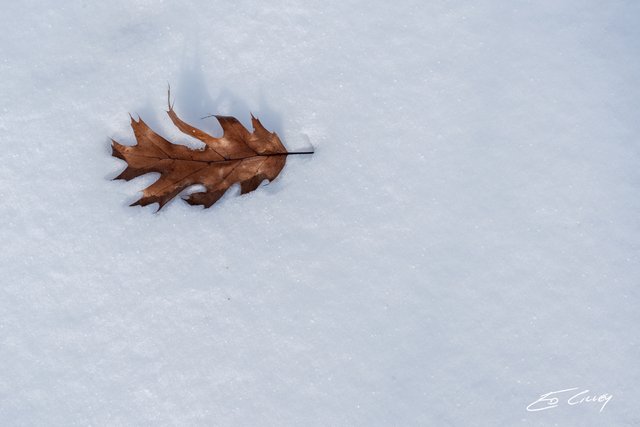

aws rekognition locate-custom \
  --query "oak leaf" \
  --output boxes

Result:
[111,96,311,211]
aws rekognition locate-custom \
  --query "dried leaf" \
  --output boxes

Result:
[111,93,311,211]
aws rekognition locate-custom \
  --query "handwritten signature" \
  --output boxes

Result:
[526,387,613,413]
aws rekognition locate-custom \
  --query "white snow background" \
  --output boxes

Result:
[1,0,639,425]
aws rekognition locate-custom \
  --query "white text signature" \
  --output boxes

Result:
[526,387,613,413]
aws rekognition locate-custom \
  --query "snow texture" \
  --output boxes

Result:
[1,1,639,426]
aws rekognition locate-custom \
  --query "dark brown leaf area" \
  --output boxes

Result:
[112,105,288,210]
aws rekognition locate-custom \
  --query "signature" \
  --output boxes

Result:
[526,387,613,413]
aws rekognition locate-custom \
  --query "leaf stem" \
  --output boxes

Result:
[260,151,314,156]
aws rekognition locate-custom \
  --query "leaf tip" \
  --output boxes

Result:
[111,143,126,161]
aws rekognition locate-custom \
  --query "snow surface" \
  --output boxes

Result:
[1,1,640,425]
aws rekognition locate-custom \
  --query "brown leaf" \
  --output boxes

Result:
[111,96,310,211]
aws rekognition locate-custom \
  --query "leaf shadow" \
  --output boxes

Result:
[173,48,284,138]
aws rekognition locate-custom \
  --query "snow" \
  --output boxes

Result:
[1,0,640,425]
